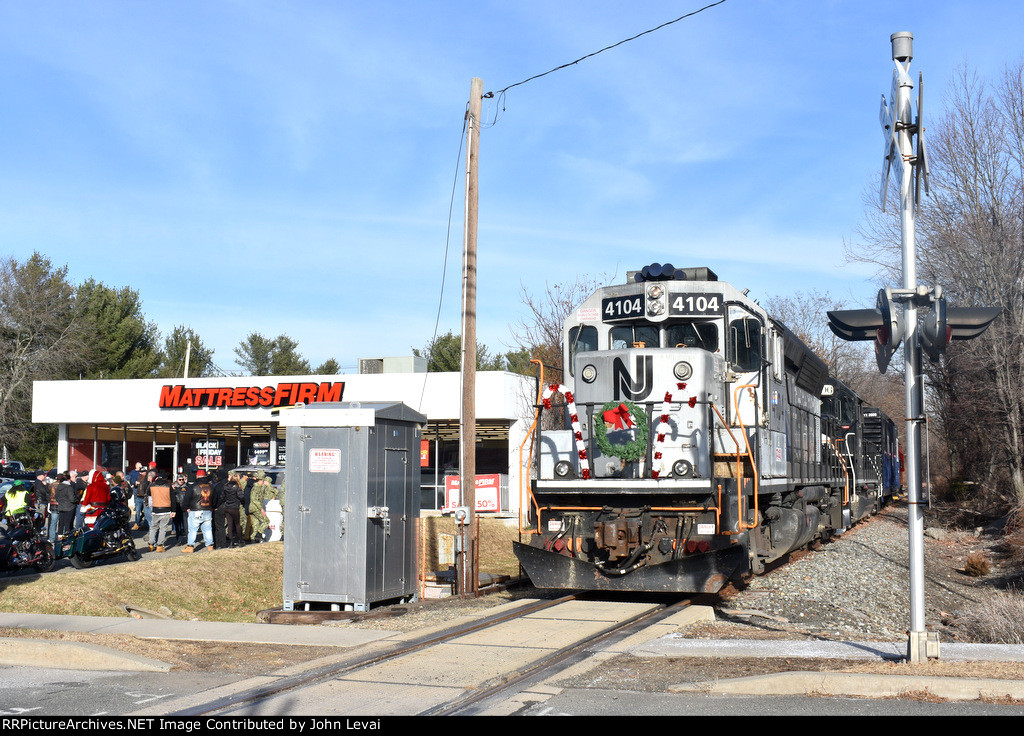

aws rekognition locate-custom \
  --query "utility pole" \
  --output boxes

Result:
[459,77,482,598]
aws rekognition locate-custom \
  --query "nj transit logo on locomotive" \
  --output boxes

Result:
[613,356,653,401]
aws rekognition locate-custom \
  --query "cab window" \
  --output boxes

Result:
[729,318,763,372]
[567,325,598,377]
[610,324,659,350]
[666,321,718,352]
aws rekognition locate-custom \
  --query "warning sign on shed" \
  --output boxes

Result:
[308,448,342,473]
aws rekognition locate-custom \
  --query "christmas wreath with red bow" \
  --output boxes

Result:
[593,400,649,462]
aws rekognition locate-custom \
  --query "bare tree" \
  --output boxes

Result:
[510,274,608,380]
[764,289,872,386]
[849,62,1024,507]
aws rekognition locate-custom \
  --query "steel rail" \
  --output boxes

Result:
[170,593,578,716]
[422,598,693,716]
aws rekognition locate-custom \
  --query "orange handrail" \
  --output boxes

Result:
[518,359,545,536]
[732,384,760,532]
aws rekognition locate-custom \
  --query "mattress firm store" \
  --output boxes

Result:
[31,369,535,515]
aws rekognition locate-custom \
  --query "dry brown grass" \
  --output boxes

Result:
[418,514,525,578]
[0,542,284,621]
[954,587,1024,645]
[0,517,526,623]
[965,552,992,577]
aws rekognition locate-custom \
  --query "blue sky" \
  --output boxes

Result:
[2,1,1022,374]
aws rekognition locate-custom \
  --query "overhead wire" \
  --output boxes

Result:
[486,0,729,107]
[418,106,469,414]
[426,2,730,393]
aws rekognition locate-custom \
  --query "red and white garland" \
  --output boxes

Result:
[652,382,697,479]
[542,383,591,479]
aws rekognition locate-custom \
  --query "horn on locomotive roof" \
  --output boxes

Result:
[630,264,719,283]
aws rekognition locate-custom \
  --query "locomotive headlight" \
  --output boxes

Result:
[554,460,575,479]
[673,361,693,381]
[646,284,665,316]
[581,364,597,383]
[672,459,693,477]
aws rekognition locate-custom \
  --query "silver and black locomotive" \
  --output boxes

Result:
[513,264,901,593]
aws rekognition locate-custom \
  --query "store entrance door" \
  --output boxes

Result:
[154,445,176,478]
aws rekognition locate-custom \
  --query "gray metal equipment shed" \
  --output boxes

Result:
[278,402,426,611]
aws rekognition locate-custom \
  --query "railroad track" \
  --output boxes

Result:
[168,594,692,717]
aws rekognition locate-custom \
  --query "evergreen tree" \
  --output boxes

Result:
[0,252,88,462]
[313,358,341,375]
[234,332,312,375]
[270,334,311,375]
[75,278,162,379]
[158,326,215,378]
[233,332,276,375]
[414,331,506,372]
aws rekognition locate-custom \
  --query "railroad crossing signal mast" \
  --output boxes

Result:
[828,33,999,664]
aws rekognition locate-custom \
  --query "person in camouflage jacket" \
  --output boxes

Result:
[247,470,284,542]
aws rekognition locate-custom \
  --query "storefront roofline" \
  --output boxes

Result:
[32,371,536,426]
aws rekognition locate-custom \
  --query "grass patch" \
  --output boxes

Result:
[0,543,284,622]
[954,587,1024,644]
[0,517,527,622]
[419,514,525,577]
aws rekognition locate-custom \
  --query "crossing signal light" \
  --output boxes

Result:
[919,301,1001,363]
[874,288,904,374]
[947,306,1002,340]
[918,296,949,363]
[827,289,904,374]
[826,308,883,342]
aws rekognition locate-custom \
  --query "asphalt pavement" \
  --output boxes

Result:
[2,605,1024,702]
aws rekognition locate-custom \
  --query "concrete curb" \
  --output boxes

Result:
[0,636,172,672]
[669,671,1024,701]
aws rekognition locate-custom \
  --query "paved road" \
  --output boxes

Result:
[4,601,1024,717]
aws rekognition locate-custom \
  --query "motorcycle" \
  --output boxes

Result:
[0,511,56,574]
[56,489,139,569]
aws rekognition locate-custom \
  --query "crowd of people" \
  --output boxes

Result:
[2,459,284,554]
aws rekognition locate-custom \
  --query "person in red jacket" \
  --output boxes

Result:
[76,470,111,529]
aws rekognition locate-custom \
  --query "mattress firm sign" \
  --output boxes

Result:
[158,381,344,409]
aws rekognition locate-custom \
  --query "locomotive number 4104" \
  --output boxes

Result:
[669,293,724,316]
[602,294,645,321]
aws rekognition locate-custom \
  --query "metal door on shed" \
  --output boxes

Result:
[364,436,410,602]
[291,427,360,603]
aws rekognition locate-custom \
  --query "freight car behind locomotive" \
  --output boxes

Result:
[514,264,900,594]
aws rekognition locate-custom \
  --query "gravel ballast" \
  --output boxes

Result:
[705,503,1002,642]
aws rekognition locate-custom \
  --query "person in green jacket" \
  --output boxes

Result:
[247,470,281,542]
[4,480,33,523]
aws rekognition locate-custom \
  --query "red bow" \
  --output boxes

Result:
[603,403,634,430]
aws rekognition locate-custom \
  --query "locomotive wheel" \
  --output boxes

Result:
[32,544,56,573]
[69,553,96,570]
